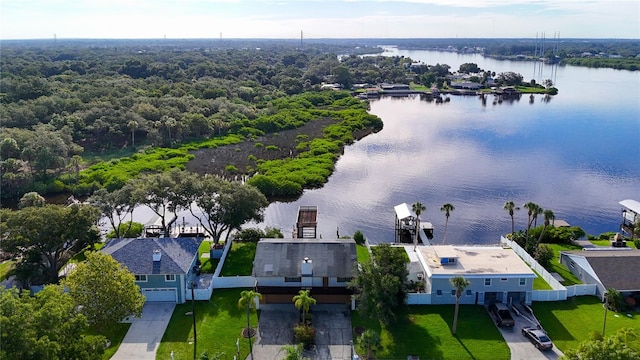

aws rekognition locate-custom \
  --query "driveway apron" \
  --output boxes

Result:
[111,302,176,360]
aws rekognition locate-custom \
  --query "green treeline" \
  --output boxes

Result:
[562,57,640,71]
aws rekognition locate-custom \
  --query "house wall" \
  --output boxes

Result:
[428,276,533,305]
[560,254,606,300]
[136,273,185,303]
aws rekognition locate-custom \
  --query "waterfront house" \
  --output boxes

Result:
[414,245,536,305]
[101,237,202,303]
[560,249,640,302]
[252,238,356,304]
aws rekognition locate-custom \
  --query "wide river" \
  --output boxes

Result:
[261,48,640,245]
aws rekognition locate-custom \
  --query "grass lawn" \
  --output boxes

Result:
[532,268,553,290]
[352,305,509,360]
[532,296,640,353]
[157,288,256,360]
[0,260,14,281]
[68,243,105,264]
[220,242,256,276]
[86,323,130,360]
[546,243,582,286]
[589,239,638,249]
[197,240,220,273]
[357,244,371,264]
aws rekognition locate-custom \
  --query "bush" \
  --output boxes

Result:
[293,324,315,349]
[634,239,640,249]
[107,221,144,239]
[353,230,365,245]
[235,228,263,243]
[225,165,238,173]
[534,244,553,268]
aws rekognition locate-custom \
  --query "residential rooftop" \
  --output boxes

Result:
[419,245,535,278]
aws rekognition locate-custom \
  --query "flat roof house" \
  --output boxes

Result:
[416,245,536,305]
[102,237,202,303]
[253,238,356,304]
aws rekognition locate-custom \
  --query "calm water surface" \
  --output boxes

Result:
[261,49,640,245]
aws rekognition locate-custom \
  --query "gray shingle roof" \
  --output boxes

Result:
[253,238,357,278]
[565,250,640,291]
[101,237,202,275]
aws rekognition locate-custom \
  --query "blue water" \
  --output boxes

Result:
[262,49,640,245]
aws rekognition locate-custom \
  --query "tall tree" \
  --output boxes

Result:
[523,202,542,250]
[450,276,470,335]
[351,244,408,324]
[237,290,262,360]
[63,252,145,333]
[134,170,184,237]
[412,202,426,248]
[293,289,317,324]
[179,174,268,244]
[1,204,101,285]
[0,285,106,360]
[536,209,555,245]
[563,328,639,360]
[88,183,138,239]
[503,201,520,236]
[440,203,455,245]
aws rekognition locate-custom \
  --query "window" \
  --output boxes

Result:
[451,290,456,296]
[436,290,442,296]
[165,274,176,281]
[337,277,352,283]
[135,275,147,282]
[519,278,526,286]
[500,278,508,282]
[484,278,491,286]
[285,277,301,283]
[466,290,472,296]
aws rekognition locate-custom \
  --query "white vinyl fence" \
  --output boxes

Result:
[500,237,596,301]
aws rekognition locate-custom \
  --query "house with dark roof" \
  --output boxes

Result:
[560,249,640,301]
[101,237,202,303]
[252,238,357,304]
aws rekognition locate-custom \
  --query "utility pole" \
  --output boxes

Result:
[191,281,197,360]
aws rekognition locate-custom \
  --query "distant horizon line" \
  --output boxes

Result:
[1,36,637,41]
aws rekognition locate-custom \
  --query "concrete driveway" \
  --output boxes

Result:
[111,302,176,360]
[250,304,353,360]
[491,306,564,360]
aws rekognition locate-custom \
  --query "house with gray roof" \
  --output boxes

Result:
[253,238,357,304]
[560,249,640,301]
[101,237,202,303]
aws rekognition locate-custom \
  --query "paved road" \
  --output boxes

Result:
[111,302,176,360]
[491,306,564,360]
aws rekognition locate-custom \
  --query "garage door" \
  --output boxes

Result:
[143,288,177,302]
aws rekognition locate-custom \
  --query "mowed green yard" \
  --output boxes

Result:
[352,305,510,360]
[156,288,256,360]
[532,296,640,353]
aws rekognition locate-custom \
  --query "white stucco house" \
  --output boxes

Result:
[411,245,536,305]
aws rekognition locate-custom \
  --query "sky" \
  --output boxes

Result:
[2,0,639,40]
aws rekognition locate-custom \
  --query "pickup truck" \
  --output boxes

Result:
[488,303,515,327]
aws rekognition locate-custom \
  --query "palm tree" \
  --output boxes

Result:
[450,276,470,335]
[293,289,316,324]
[536,209,555,245]
[440,203,455,245]
[360,329,381,360]
[503,201,520,236]
[238,290,262,360]
[412,202,426,249]
[523,202,542,249]
[127,120,138,147]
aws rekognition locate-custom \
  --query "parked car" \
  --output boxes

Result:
[522,326,554,350]
[488,303,515,327]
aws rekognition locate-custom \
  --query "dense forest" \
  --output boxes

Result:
[0,41,401,200]
[0,38,629,202]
